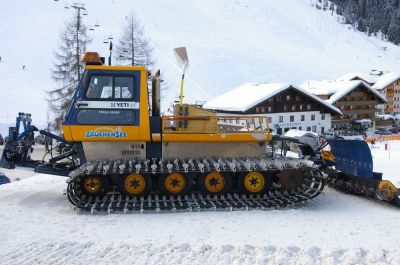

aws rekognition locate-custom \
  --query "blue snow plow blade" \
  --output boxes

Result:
[326,139,374,179]
[0,173,10,185]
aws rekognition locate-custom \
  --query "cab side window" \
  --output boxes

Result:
[115,77,134,99]
[86,75,134,99]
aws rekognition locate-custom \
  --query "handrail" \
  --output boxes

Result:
[162,115,272,138]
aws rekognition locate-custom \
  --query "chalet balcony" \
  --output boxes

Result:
[385,108,394,113]
[337,100,378,106]
[342,109,380,114]
[332,117,376,123]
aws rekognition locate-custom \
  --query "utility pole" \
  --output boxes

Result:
[71,3,86,81]
[109,41,113,66]
[131,13,135,66]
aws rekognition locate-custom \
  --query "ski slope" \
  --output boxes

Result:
[0,141,399,264]
[1,0,400,129]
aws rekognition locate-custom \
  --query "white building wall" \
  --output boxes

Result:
[268,111,331,135]
[217,111,332,135]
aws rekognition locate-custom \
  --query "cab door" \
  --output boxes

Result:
[63,69,142,142]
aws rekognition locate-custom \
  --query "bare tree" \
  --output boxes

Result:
[115,11,154,68]
[47,11,90,130]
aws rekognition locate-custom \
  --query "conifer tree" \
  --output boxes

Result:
[115,11,154,68]
[48,12,90,130]
[320,0,400,45]
[388,10,400,44]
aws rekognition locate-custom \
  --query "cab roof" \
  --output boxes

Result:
[85,65,147,71]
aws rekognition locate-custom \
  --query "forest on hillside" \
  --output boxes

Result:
[316,0,400,44]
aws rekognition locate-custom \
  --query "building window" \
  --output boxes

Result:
[299,104,303,110]
[255,107,260,113]
[311,114,315,120]
[261,107,266,112]
[268,106,272,112]
[277,96,281,102]
[307,104,311,110]
[279,116,283,122]
[286,95,291,101]
[321,127,325,134]
[284,105,288,111]
[321,113,325,120]
[307,127,311,131]
[291,105,296,111]
[312,126,316,132]
[290,115,294,122]
[299,126,302,130]
[296,95,301,101]
[301,115,305,121]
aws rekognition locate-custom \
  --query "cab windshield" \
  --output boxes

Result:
[86,75,134,100]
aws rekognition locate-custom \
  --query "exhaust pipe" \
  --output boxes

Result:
[152,70,161,116]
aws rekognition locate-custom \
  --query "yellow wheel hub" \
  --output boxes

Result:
[164,173,186,194]
[83,176,101,194]
[204,171,225,193]
[124,173,146,195]
[244,172,265,193]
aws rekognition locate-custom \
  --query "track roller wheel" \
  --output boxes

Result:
[198,171,231,195]
[376,180,398,202]
[81,175,109,196]
[117,173,152,197]
[239,171,267,194]
[159,172,192,195]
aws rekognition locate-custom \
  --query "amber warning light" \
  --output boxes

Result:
[82,52,103,65]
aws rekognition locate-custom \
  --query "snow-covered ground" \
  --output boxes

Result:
[0,141,399,264]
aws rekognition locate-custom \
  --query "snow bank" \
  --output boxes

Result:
[2,241,399,265]
[0,142,400,264]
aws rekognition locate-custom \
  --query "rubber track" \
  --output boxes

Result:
[66,158,325,214]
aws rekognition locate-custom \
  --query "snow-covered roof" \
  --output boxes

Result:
[376,114,398,120]
[202,83,342,115]
[337,73,378,84]
[354,119,372,123]
[284,129,318,138]
[372,72,400,91]
[300,80,386,104]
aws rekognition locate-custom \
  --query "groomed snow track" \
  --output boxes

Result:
[66,157,325,214]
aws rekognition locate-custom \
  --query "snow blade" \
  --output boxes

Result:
[327,139,373,179]
[174,47,189,69]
